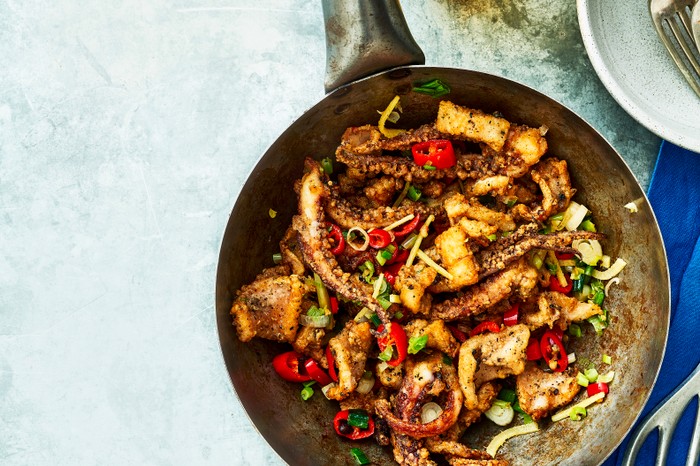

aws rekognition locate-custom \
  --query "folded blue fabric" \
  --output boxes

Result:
[604,141,700,466]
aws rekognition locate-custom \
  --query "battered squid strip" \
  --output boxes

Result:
[476,229,605,280]
[292,158,392,325]
[325,185,439,230]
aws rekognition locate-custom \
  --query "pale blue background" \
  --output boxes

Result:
[0,1,658,465]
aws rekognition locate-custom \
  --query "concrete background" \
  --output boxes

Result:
[0,0,658,465]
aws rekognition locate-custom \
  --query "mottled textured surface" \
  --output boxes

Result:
[0,1,658,465]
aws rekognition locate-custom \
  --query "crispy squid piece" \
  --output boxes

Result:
[376,353,463,439]
[476,226,605,280]
[458,324,530,410]
[443,193,516,232]
[391,433,437,466]
[425,440,493,461]
[516,362,581,420]
[538,290,604,329]
[230,273,313,343]
[293,159,391,323]
[436,101,511,152]
[431,259,539,321]
[396,260,438,314]
[457,218,499,248]
[512,157,576,222]
[364,176,404,206]
[279,226,306,275]
[339,124,383,154]
[325,321,373,400]
[403,319,460,357]
[377,360,405,390]
[340,123,444,155]
[429,223,479,293]
[499,124,548,178]
[292,326,326,363]
[326,184,439,230]
[462,175,511,198]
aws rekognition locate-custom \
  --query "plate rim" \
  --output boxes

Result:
[576,0,700,153]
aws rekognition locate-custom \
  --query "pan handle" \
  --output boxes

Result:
[322,0,425,93]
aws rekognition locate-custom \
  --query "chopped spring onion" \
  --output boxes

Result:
[415,249,454,281]
[347,226,370,251]
[562,201,588,231]
[384,214,415,232]
[272,252,283,264]
[350,447,370,465]
[356,371,375,395]
[573,239,603,266]
[314,273,330,311]
[485,400,515,426]
[486,422,539,457]
[321,382,334,400]
[592,258,627,280]
[592,290,605,306]
[584,368,599,382]
[376,245,395,266]
[624,201,639,213]
[420,402,443,424]
[412,78,451,98]
[360,261,375,283]
[567,353,577,364]
[577,372,590,387]
[604,277,620,296]
[389,294,402,304]
[408,335,428,354]
[300,313,331,328]
[321,157,333,175]
[348,410,370,429]
[530,250,546,269]
[602,354,612,365]
[369,313,382,326]
[442,354,453,365]
[393,310,404,320]
[378,95,405,138]
[552,392,605,422]
[498,389,517,404]
[376,360,390,373]
[588,314,607,335]
[393,182,411,208]
[598,370,615,384]
[300,381,315,401]
[377,296,392,311]
[580,219,597,232]
[407,184,422,201]
[372,273,386,299]
[569,323,582,338]
[505,198,518,208]
[378,345,394,362]
[548,251,568,288]
[569,406,587,421]
[422,164,437,171]
[354,307,372,323]
[269,208,277,218]
[487,233,498,242]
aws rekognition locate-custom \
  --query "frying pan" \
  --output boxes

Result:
[215,1,670,464]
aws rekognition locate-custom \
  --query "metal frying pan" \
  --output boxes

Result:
[215,1,670,464]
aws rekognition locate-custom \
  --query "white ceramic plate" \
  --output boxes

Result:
[577,0,700,152]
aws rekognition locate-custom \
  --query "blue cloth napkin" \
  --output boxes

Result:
[604,141,700,466]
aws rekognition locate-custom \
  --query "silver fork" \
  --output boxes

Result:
[621,362,700,466]
[650,0,700,98]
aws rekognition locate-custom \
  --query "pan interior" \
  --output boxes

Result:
[215,67,669,466]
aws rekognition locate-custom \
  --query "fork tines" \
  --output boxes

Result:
[650,0,700,98]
